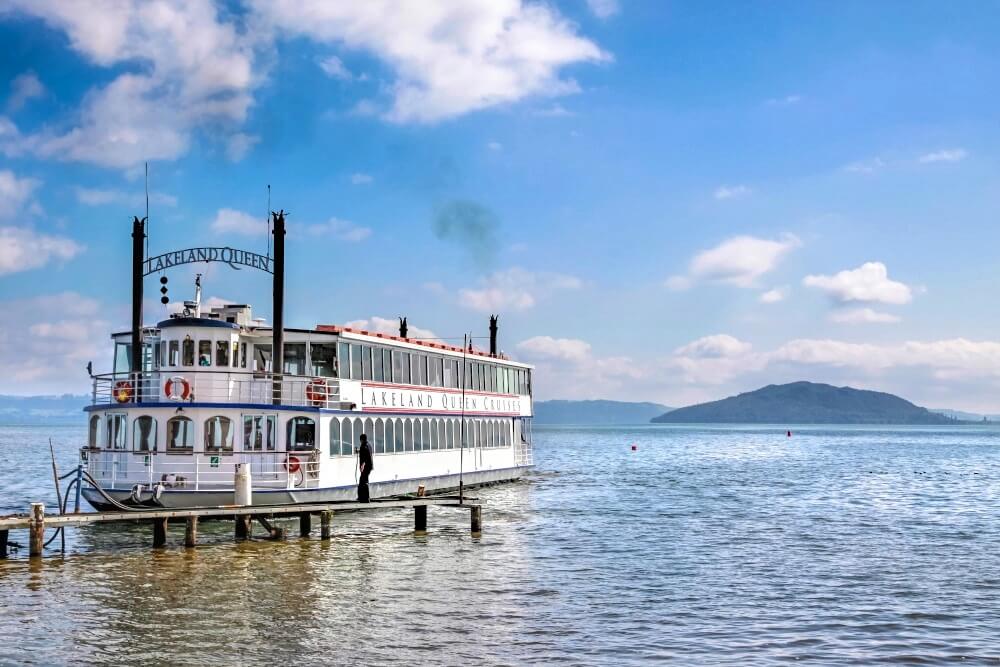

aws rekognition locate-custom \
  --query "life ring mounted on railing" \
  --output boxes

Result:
[164,376,192,401]
[113,380,134,403]
[305,378,327,406]
[284,455,301,473]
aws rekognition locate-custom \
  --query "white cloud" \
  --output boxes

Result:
[517,336,591,363]
[303,217,372,242]
[225,132,259,161]
[532,103,574,117]
[668,234,800,289]
[0,292,111,393]
[713,184,751,200]
[759,287,787,304]
[7,71,45,110]
[487,141,503,151]
[918,148,967,164]
[0,169,40,217]
[350,172,373,185]
[829,307,900,324]
[766,94,802,106]
[252,1,608,123]
[585,0,620,19]
[344,316,436,340]
[803,262,912,305]
[843,157,885,174]
[675,334,752,359]
[211,208,264,236]
[0,226,83,275]
[74,186,177,208]
[1,1,255,168]
[458,267,581,312]
[318,55,353,80]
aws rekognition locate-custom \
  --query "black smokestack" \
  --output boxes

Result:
[399,316,408,338]
[489,315,498,357]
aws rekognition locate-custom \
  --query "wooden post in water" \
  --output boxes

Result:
[235,516,251,540]
[470,505,482,537]
[0,529,8,559]
[184,517,198,548]
[153,518,168,548]
[320,511,332,540]
[414,505,428,535]
[299,512,312,537]
[29,503,44,557]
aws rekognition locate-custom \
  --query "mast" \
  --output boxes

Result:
[271,210,286,405]
[130,216,146,402]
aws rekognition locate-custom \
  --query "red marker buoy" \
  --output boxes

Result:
[787,430,792,437]
[631,444,637,451]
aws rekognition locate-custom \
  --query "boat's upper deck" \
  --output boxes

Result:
[93,304,533,416]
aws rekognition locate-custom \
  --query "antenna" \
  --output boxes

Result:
[144,162,149,258]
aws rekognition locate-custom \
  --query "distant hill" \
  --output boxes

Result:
[535,400,672,425]
[0,394,88,425]
[652,382,962,425]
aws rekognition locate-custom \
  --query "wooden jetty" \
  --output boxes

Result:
[0,496,484,559]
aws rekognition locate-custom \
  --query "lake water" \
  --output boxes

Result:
[3,423,1000,665]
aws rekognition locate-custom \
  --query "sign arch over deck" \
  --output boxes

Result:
[143,246,272,276]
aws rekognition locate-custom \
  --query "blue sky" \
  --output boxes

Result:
[2,1,999,411]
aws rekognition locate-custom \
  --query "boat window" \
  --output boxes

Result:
[240,342,248,368]
[216,340,229,367]
[411,354,426,386]
[431,356,444,387]
[396,351,410,384]
[254,344,271,372]
[166,416,194,452]
[412,419,422,451]
[394,418,404,452]
[427,419,437,450]
[198,340,211,367]
[106,413,127,450]
[352,417,363,452]
[464,360,472,391]
[329,418,341,457]
[205,416,234,453]
[382,419,396,452]
[180,337,193,366]
[167,340,179,366]
[404,419,414,451]
[311,343,337,378]
[424,419,434,451]
[340,418,354,456]
[286,417,316,451]
[243,415,276,451]
[152,342,161,370]
[372,347,383,382]
[361,346,372,381]
[88,415,100,448]
[114,342,132,374]
[526,370,532,396]
[284,343,306,375]
[133,415,157,452]
[350,344,363,379]
[382,348,393,383]
[391,350,404,384]
[437,419,446,451]
[337,342,351,378]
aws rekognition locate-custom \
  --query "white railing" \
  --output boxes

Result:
[83,448,322,491]
[92,371,342,408]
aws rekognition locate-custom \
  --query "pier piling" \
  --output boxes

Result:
[470,505,482,537]
[299,512,312,537]
[153,518,168,548]
[414,505,427,535]
[235,516,251,541]
[184,517,198,548]
[1,529,8,559]
[320,511,332,540]
[29,503,44,557]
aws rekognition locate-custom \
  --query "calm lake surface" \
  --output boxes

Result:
[3,423,1000,665]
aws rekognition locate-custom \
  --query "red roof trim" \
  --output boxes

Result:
[315,324,509,360]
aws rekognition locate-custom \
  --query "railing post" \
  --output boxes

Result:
[29,503,44,557]
[414,504,428,535]
[74,465,83,513]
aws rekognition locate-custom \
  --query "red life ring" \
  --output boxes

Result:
[305,378,327,406]
[284,455,301,473]
[113,380,133,403]
[164,376,191,401]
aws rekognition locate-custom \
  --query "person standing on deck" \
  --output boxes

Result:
[357,433,374,502]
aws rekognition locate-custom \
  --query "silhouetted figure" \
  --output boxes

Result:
[399,316,408,338]
[357,433,374,502]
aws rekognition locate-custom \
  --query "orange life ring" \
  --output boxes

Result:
[113,380,133,403]
[305,378,327,406]
[284,455,301,474]
[164,376,191,401]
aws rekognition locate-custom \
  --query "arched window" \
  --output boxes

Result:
[182,336,195,366]
[166,416,194,452]
[330,418,341,457]
[341,418,354,456]
[205,416,234,453]
[353,418,364,453]
[421,419,431,451]
[394,418,404,452]
[405,419,414,452]
[106,413,127,450]
[133,415,157,452]
[429,419,438,450]
[89,414,100,448]
[362,417,374,451]
[381,419,392,455]
[437,420,446,452]
[287,417,316,451]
